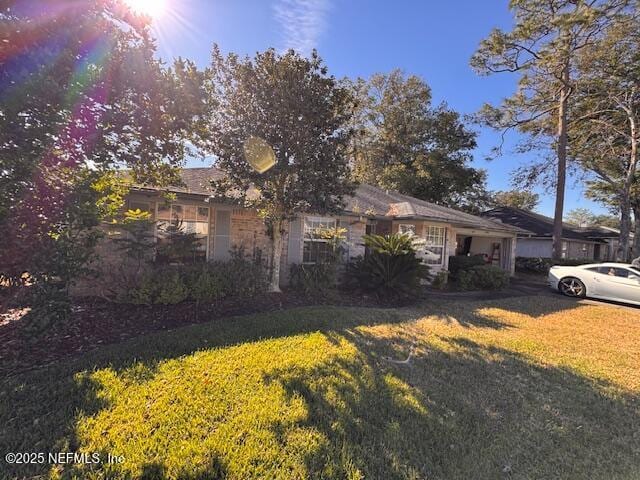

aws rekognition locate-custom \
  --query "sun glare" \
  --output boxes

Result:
[124,0,167,19]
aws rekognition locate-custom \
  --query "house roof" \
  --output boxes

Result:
[481,206,609,243]
[133,167,523,234]
[344,184,524,233]
[576,225,630,240]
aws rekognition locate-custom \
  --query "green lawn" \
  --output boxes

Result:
[1,296,639,479]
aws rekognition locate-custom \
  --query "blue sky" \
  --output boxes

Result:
[151,0,606,217]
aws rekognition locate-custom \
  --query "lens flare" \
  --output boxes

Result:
[123,0,167,19]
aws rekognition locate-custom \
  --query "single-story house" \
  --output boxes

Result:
[481,206,630,261]
[95,167,524,286]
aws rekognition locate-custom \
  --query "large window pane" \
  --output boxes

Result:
[197,207,209,220]
[155,203,209,263]
[183,205,197,221]
[303,216,337,264]
[423,225,446,265]
[304,216,337,238]
[303,241,333,263]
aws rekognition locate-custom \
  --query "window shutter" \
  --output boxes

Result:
[213,209,231,260]
[288,217,302,264]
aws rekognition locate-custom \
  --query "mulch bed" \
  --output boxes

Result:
[0,291,379,378]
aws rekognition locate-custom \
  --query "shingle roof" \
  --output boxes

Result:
[577,226,627,239]
[134,167,523,233]
[481,206,608,242]
[345,184,524,233]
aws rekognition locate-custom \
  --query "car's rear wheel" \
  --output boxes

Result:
[558,277,586,298]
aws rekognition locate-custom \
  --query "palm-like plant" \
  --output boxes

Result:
[351,233,431,300]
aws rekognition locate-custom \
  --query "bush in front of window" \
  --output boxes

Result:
[447,255,485,279]
[289,263,338,297]
[122,247,268,305]
[128,267,190,305]
[349,233,431,301]
[456,265,509,291]
[156,220,204,264]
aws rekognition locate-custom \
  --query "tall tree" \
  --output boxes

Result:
[492,189,540,210]
[0,1,206,283]
[204,47,355,291]
[471,0,629,259]
[344,70,487,210]
[565,207,596,226]
[570,13,640,260]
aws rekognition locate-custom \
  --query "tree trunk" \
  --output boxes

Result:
[632,202,640,260]
[269,219,284,292]
[631,198,640,258]
[618,191,632,262]
[552,66,570,260]
[620,117,638,262]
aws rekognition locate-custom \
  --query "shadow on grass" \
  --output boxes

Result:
[265,331,640,479]
[0,296,601,479]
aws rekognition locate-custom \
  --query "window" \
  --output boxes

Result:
[596,266,630,278]
[579,243,589,259]
[423,225,446,265]
[399,224,416,236]
[156,203,209,261]
[303,216,336,264]
[127,201,151,213]
[561,241,568,259]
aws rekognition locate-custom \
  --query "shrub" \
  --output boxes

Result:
[127,267,189,305]
[187,267,225,303]
[122,247,268,305]
[350,233,431,300]
[289,263,338,297]
[515,257,593,275]
[23,282,72,331]
[289,227,345,297]
[431,270,449,290]
[448,255,485,277]
[457,265,509,291]
[156,219,204,264]
[156,270,190,304]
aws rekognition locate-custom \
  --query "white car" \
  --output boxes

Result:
[548,262,640,306]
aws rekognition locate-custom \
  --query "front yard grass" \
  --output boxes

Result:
[1,296,639,479]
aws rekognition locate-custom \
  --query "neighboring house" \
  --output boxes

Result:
[481,206,630,261]
[96,168,523,286]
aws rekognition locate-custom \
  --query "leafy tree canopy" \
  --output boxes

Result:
[570,12,640,259]
[564,207,620,229]
[491,189,540,211]
[0,0,206,281]
[344,70,487,211]
[471,0,631,258]
[202,46,355,290]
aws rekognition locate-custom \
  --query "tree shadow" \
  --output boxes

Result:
[264,330,640,479]
[444,294,584,319]
[0,369,109,479]
[0,297,608,479]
